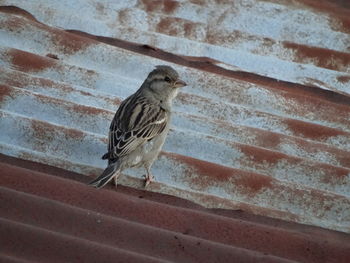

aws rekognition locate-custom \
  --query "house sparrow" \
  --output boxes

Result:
[89,65,186,188]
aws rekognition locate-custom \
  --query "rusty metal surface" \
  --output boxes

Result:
[2,156,350,263]
[0,0,349,238]
[1,0,349,95]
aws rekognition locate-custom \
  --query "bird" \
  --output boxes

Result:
[89,65,187,189]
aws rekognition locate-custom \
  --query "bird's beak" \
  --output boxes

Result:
[174,79,187,88]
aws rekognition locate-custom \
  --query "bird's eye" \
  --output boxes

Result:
[164,76,171,82]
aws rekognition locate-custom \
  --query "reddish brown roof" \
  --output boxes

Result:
[2,154,350,263]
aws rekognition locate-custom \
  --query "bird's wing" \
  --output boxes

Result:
[106,95,168,159]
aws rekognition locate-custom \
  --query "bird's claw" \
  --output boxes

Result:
[143,174,154,187]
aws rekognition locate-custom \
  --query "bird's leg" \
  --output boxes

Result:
[143,165,154,187]
[113,172,121,190]
[114,175,118,189]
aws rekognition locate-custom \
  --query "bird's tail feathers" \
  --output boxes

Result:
[88,161,121,188]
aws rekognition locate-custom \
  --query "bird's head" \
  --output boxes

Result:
[142,65,187,103]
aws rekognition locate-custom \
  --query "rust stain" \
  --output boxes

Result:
[0,72,25,89]
[255,131,281,149]
[318,163,350,185]
[31,119,55,140]
[1,70,58,92]
[331,149,350,168]
[337,75,350,83]
[239,145,286,166]
[205,31,219,45]
[67,29,350,107]
[8,49,56,73]
[205,30,241,46]
[141,0,179,14]
[277,88,350,123]
[163,0,179,13]
[1,6,96,55]
[156,17,181,36]
[34,92,65,106]
[291,0,350,34]
[71,104,107,116]
[206,29,272,49]
[0,14,27,33]
[164,152,273,194]
[50,30,95,55]
[0,6,50,38]
[184,22,195,38]
[111,97,122,105]
[0,85,14,104]
[64,127,85,140]
[284,119,347,140]
[297,0,350,9]
[214,119,283,149]
[156,17,202,39]
[30,119,56,151]
[166,151,234,182]
[329,16,350,35]
[234,173,273,194]
[283,41,350,71]
[30,119,85,150]
[141,0,161,12]
[0,5,40,23]
[212,116,350,168]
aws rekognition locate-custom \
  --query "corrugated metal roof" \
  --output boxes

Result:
[2,154,350,263]
[0,0,349,245]
[2,0,349,95]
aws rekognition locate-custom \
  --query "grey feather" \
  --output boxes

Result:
[88,160,121,188]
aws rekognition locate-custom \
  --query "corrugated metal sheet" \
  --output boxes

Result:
[2,154,350,263]
[0,0,349,241]
[2,0,349,96]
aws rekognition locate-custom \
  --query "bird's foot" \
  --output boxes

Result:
[143,173,155,187]
[114,175,118,189]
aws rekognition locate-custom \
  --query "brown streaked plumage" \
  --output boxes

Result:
[89,65,186,188]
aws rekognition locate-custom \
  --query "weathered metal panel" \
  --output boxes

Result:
[1,0,348,95]
[3,159,350,263]
[0,0,349,237]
